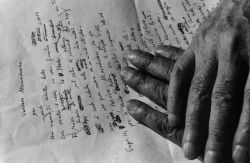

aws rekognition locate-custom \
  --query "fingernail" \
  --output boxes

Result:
[205,150,221,163]
[128,51,147,67]
[154,45,165,54]
[233,145,249,163]
[128,51,138,61]
[121,68,134,81]
[183,143,199,160]
[126,101,137,114]
[168,114,179,126]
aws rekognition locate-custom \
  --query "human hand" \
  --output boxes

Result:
[166,0,250,162]
[120,45,237,162]
[120,46,195,155]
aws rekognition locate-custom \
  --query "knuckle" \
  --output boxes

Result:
[185,116,199,131]
[144,109,156,123]
[144,110,176,136]
[171,56,190,76]
[171,64,183,76]
[143,53,153,69]
[208,127,224,142]
[212,88,230,100]
[162,59,175,75]
[155,84,168,107]
[156,114,174,134]
[212,88,234,112]
[136,74,148,94]
[189,81,210,104]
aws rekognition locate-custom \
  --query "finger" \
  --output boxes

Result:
[126,99,183,146]
[205,60,244,163]
[128,50,176,82]
[167,48,195,126]
[121,67,168,108]
[154,45,184,60]
[183,57,217,160]
[233,73,250,163]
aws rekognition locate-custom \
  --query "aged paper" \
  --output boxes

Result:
[0,0,219,163]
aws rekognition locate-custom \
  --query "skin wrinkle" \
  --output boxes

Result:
[129,100,181,144]
[141,51,153,70]
[122,47,190,151]
[167,0,250,162]
[121,1,250,159]
[211,76,237,112]
[168,50,195,113]
[195,0,224,37]
[233,78,250,163]
[189,68,213,104]
[233,73,249,162]
[182,57,215,159]
[209,111,238,142]
[165,47,184,60]
[122,47,218,161]
[206,65,242,161]
[136,73,148,94]
[155,114,174,135]
[189,85,210,106]
[151,57,174,81]
[160,59,173,80]
[136,73,167,108]
[121,55,175,109]
[129,50,175,81]
[233,21,250,62]
[155,83,168,108]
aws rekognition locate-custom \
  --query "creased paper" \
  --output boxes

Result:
[0,0,219,162]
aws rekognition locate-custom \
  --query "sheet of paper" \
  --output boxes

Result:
[0,0,219,163]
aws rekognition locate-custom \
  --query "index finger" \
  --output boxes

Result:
[128,50,176,82]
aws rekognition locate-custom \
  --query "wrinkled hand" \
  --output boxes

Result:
[122,0,250,162]
[120,46,198,155]
[120,45,235,162]
[165,0,250,163]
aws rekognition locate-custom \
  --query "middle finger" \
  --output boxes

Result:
[128,50,176,82]
[121,67,169,108]
[204,60,242,163]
